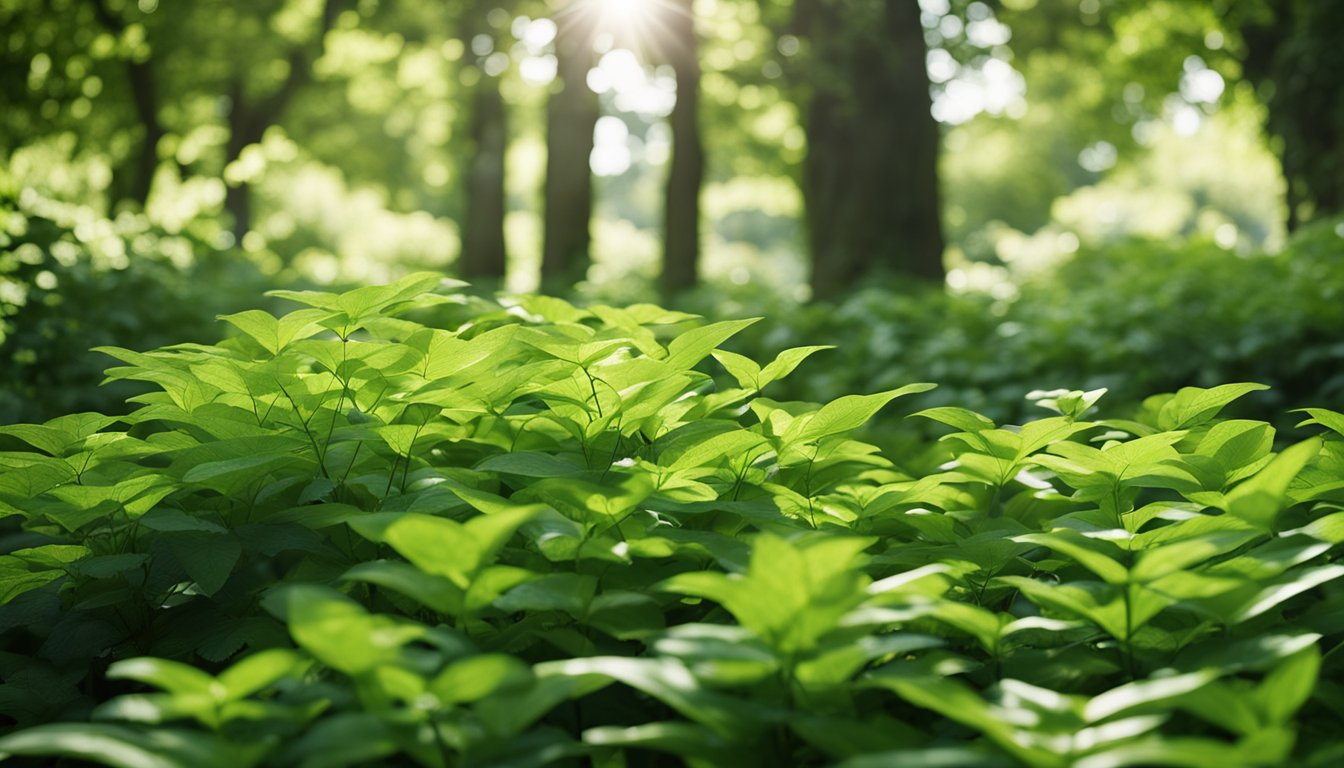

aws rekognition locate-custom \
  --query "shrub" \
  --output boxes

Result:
[707,224,1344,428]
[0,274,1342,766]
[0,190,269,423]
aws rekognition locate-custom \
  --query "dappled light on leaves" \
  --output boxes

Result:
[2,0,1344,761]
[0,276,1343,765]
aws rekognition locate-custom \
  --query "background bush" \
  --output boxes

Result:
[1,276,1343,767]
[705,220,1344,428]
[0,190,273,423]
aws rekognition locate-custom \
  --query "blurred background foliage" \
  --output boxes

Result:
[1,0,1342,423]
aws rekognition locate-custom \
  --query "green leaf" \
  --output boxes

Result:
[1156,383,1269,430]
[1294,407,1344,439]
[1083,671,1217,722]
[1232,563,1344,623]
[373,424,421,457]
[998,576,1128,639]
[274,712,397,767]
[583,722,738,762]
[663,429,769,472]
[1028,388,1107,420]
[1130,531,1258,583]
[270,271,448,324]
[0,724,258,768]
[217,649,307,700]
[381,514,477,588]
[268,585,424,675]
[182,452,310,489]
[759,345,833,387]
[786,384,936,443]
[1014,530,1129,585]
[660,534,873,654]
[0,457,76,498]
[382,505,539,590]
[8,544,90,568]
[1256,645,1320,723]
[912,407,996,433]
[107,658,216,697]
[1226,437,1322,529]
[0,559,65,605]
[0,424,74,456]
[865,676,1049,766]
[711,350,762,390]
[476,451,586,478]
[494,573,597,618]
[587,591,667,639]
[538,656,761,737]
[431,654,532,705]
[1071,735,1272,768]
[838,747,1015,768]
[463,565,538,613]
[218,308,328,355]
[342,560,464,615]
[162,532,242,597]
[1197,420,1275,477]
[664,318,760,370]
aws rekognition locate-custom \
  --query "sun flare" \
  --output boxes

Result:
[563,0,687,55]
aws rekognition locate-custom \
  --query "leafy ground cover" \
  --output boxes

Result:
[1,273,1343,766]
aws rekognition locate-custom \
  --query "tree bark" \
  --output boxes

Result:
[223,0,340,242]
[1242,1,1344,229]
[659,0,704,297]
[796,0,945,300]
[91,0,168,208]
[460,73,509,281]
[541,5,599,291]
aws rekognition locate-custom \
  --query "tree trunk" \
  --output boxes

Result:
[460,74,509,281]
[91,0,167,208]
[1242,1,1344,229]
[660,0,704,297]
[224,77,263,244]
[222,0,340,243]
[126,59,166,208]
[541,5,599,291]
[797,0,945,300]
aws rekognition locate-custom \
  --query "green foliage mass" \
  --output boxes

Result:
[2,274,1344,766]
[0,189,269,423]
[714,221,1344,427]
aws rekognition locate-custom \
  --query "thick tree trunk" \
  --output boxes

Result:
[460,76,509,281]
[541,6,599,291]
[660,0,704,297]
[797,0,944,300]
[1242,2,1344,230]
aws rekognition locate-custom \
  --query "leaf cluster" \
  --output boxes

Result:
[2,274,1344,766]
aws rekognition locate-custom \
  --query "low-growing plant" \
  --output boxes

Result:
[1,273,1343,766]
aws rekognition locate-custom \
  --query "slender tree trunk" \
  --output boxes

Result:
[541,5,599,291]
[797,0,944,300]
[126,59,166,207]
[223,76,266,244]
[91,0,168,207]
[660,0,703,296]
[461,74,509,281]
[223,0,340,243]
